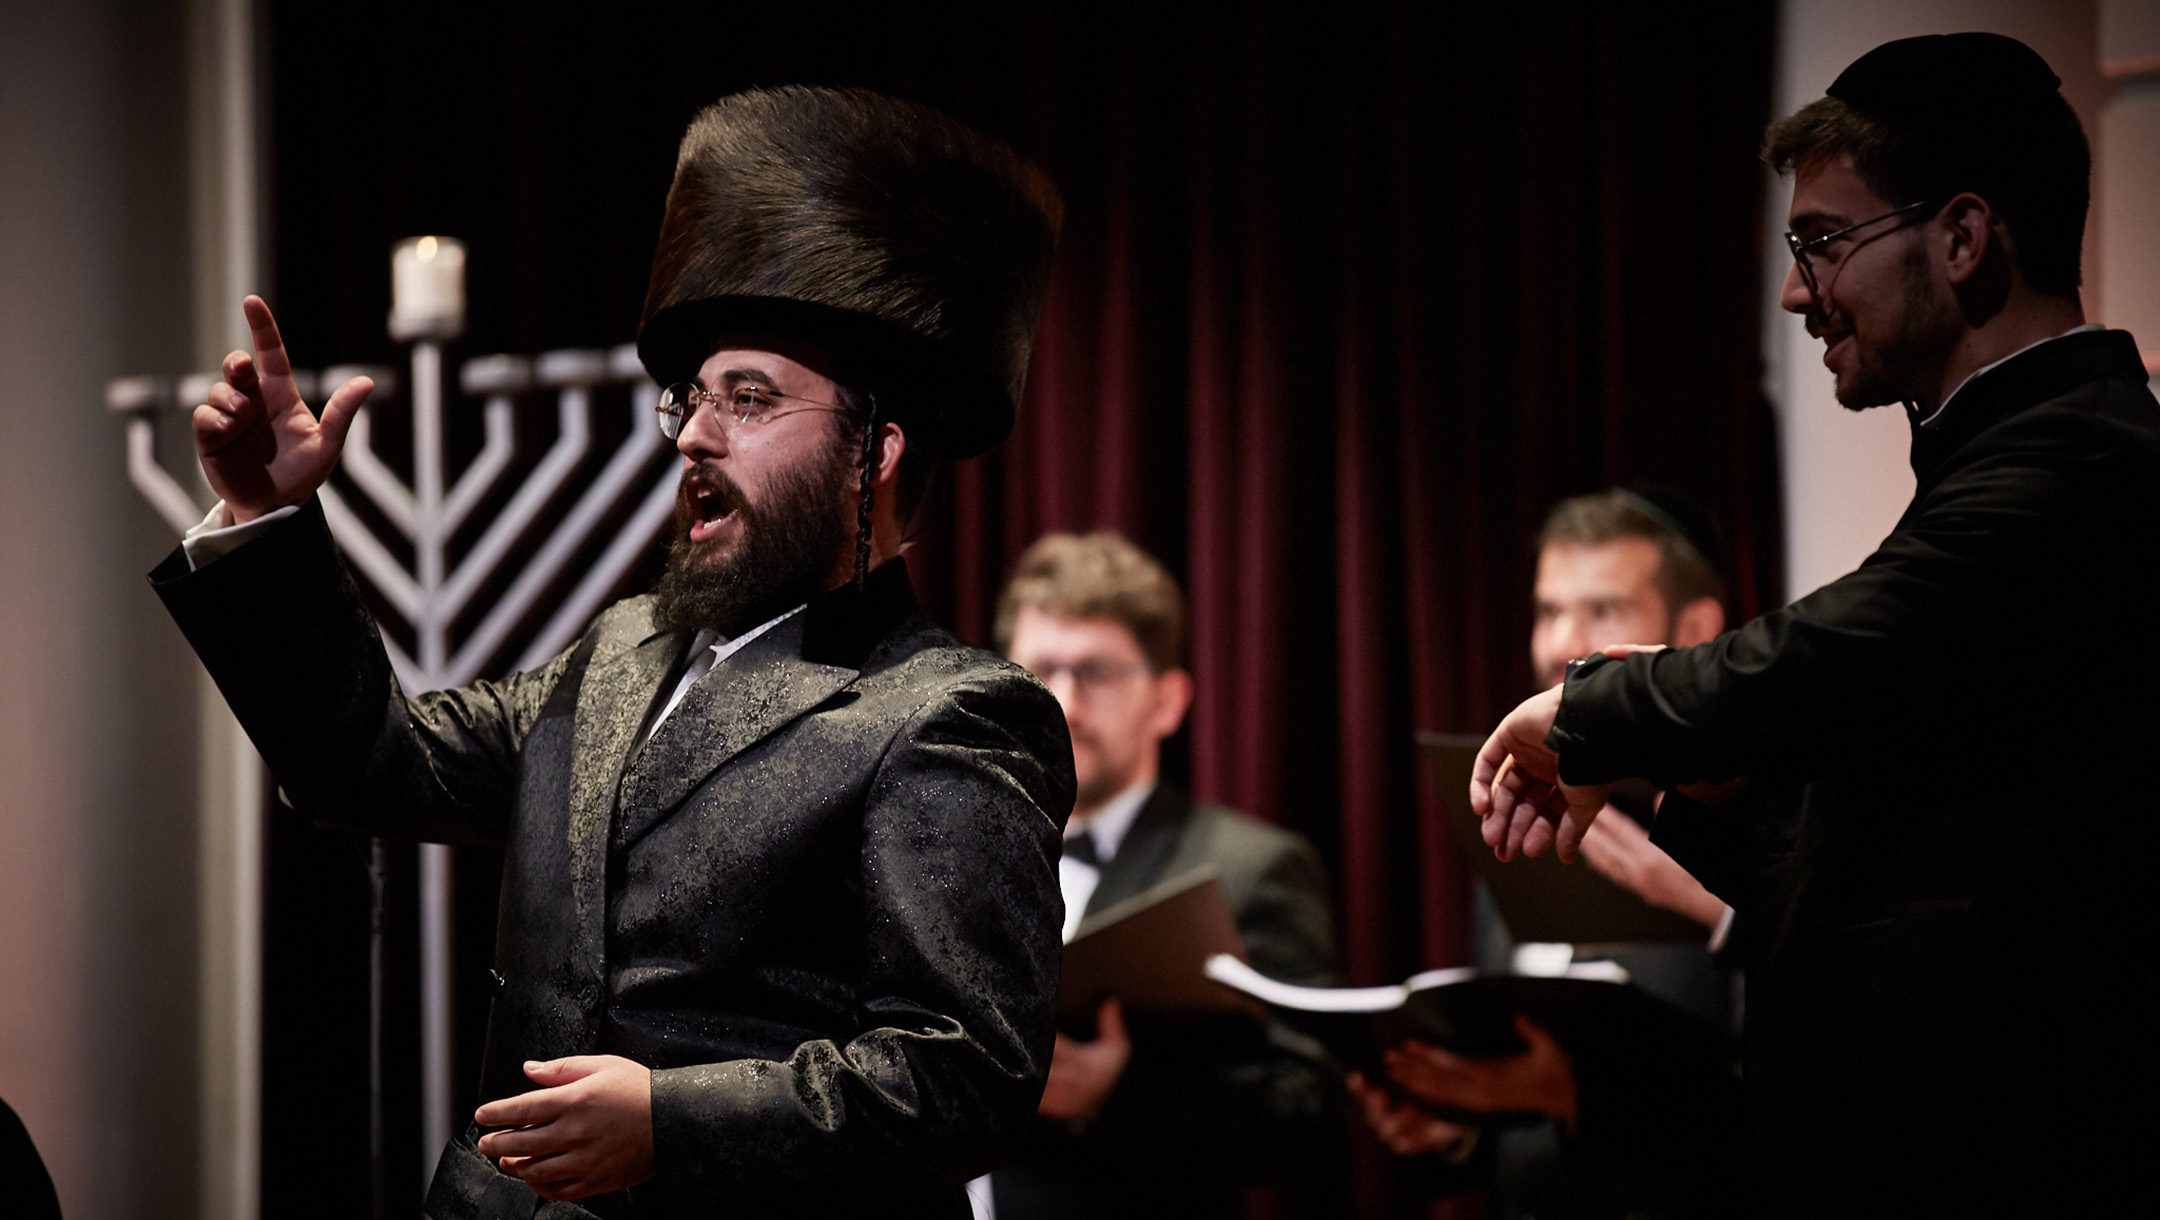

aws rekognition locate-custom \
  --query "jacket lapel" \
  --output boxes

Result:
[1084,785,1193,918]
[564,627,686,982]
[612,610,859,849]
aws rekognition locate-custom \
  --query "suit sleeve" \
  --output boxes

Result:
[1549,404,2147,788]
[1236,834,1341,987]
[151,496,570,847]
[641,667,1074,1213]
[1648,790,1754,910]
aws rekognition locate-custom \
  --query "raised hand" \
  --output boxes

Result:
[474,1055,656,1201]
[1469,686,1610,863]
[193,295,371,522]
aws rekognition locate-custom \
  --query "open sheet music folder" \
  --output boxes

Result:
[1204,953,1726,1079]
[1418,732,1707,944]
[1055,868,1262,1027]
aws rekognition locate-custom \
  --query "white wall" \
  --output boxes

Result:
[1763,0,2111,600]
[0,1,215,1216]
[2097,2,2160,370]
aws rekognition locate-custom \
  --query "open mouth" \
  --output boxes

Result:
[682,472,741,545]
[1820,333,1852,369]
[1807,315,1853,371]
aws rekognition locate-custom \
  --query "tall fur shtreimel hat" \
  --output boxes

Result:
[637,85,1064,459]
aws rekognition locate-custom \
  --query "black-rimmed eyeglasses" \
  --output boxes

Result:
[1784,198,1944,299]
[1022,656,1150,695]
[655,381,851,441]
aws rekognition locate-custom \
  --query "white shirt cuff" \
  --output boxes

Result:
[1707,904,1736,953]
[181,501,299,570]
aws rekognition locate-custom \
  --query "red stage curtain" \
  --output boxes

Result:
[896,1,1782,994]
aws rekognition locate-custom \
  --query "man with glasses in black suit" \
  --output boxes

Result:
[1472,34,2155,1213]
[983,531,1340,1220]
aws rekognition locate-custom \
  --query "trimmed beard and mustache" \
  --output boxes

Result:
[651,429,859,638]
[1811,237,1963,413]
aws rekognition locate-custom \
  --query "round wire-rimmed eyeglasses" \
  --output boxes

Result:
[655,381,851,441]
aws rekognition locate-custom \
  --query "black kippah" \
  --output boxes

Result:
[1614,487,1724,574]
[1827,32,2061,122]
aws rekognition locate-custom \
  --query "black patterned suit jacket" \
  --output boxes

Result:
[153,500,1076,1220]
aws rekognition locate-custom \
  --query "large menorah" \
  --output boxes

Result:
[109,238,679,1210]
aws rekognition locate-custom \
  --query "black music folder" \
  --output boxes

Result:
[1419,732,1707,944]
[1056,869,1262,1026]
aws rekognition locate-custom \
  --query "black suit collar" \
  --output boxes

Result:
[565,627,682,989]
[1084,783,1194,918]
[803,555,922,667]
[1907,328,2148,490]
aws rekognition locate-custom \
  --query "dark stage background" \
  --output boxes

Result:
[260,1,1778,1215]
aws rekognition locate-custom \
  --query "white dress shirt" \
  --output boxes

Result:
[1057,779,1154,944]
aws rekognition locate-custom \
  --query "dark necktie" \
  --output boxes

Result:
[1062,833,1102,869]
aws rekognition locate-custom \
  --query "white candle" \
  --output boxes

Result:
[389,235,467,341]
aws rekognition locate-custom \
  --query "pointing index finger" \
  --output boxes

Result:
[241,295,295,381]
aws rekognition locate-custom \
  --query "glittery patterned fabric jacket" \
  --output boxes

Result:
[154,498,1075,1220]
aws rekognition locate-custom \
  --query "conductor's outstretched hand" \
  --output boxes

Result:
[193,295,371,523]
[1469,686,1610,864]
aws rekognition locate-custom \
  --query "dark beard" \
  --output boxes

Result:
[1833,239,1961,413]
[651,444,857,638]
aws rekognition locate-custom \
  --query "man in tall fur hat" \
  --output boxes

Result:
[154,86,1074,1219]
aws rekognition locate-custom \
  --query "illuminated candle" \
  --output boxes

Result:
[389,235,467,341]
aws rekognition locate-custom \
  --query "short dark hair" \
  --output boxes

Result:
[1537,491,1726,613]
[994,532,1186,672]
[1762,91,2089,297]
